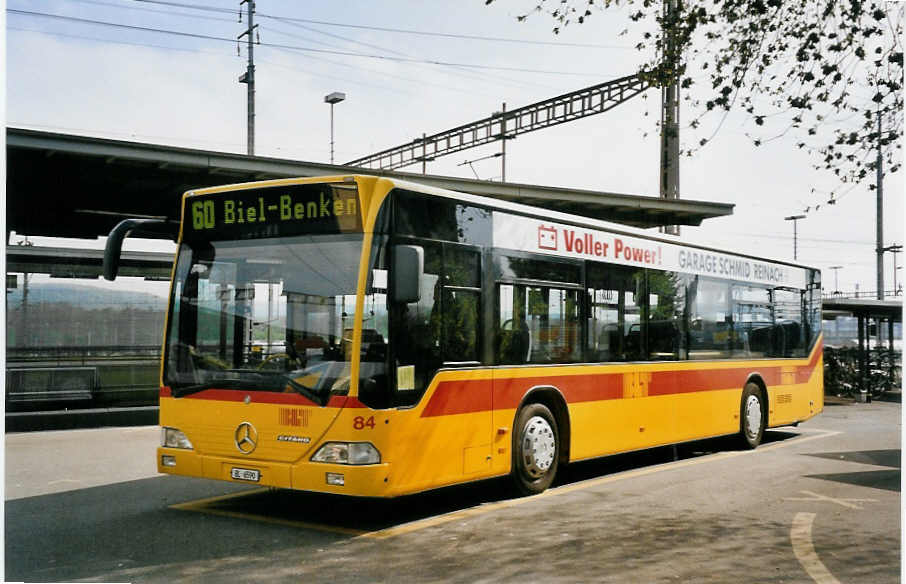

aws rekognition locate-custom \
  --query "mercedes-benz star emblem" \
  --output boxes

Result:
[234,422,258,455]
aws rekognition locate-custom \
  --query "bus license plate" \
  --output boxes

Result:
[230,467,260,482]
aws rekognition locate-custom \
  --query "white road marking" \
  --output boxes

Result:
[784,490,878,510]
[791,512,841,584]
[46,479,82,486]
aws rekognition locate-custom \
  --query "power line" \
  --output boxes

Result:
[8,24,218,54]
[701,230,881,245]
[66,0,564,90]
[261,14,635,50]
[130,0,634,49]
[263,19,559,93]
[8,9,606,77]
[131,0,231,15]
[65,0,237,23]
[9,9,234,43]
[44,0,559,92]
[8,24,495,101]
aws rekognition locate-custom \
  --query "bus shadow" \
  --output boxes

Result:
[556,429,796,485]
[183,430,801,534]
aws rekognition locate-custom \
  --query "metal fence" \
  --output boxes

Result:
[6,345,161,411]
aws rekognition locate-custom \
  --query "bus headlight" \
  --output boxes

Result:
[161,427,194,450]
[311,442,380,465]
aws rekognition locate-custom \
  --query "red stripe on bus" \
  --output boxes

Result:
[648,367,776,397]
[162,340,822,414]
[491,373,624,411]
[421,373,623,418]
[421,340,823,417]
[420,379,493,417]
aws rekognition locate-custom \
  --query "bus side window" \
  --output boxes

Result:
[687,277,732,360]
[441,246,481,363]
[496,284,529,364]
[496,283,580,364]
[773,288,807,357]
[730,283,772,359]
[647,270,685,361]
[586,263,644,362]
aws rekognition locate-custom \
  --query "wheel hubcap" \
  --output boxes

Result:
[744,394,762,440]
[521,416,556,478]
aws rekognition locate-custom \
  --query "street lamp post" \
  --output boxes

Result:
[324,92,346,164]
[784,214,806,261]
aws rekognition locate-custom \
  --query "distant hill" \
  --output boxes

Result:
[7,282,168,310]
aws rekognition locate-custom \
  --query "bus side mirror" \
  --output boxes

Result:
[392,245,423,304]
[103,218,178,280]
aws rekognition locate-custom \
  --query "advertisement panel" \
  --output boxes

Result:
[493,212,808,289]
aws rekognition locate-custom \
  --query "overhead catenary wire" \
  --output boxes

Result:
[41,0,563,92]
[64,0,238,23]
[8,8,609,77]
[129,0,635,49]
[263,18,560,93]
[8,24,421,97]
[11,22,513,102]
[704,230,884,246]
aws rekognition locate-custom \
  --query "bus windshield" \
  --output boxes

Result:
[163,233,365,404]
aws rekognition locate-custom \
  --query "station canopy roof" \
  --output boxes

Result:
[7,127,735,240]
[823,297,903,322]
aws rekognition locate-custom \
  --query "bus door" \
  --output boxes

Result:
[390,242,492,487]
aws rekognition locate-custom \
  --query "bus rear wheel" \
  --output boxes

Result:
[739,383,766,449]
[512,403,559,496]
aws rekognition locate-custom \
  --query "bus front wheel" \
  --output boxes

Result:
[512,403,559,496]
[739,383,766,449]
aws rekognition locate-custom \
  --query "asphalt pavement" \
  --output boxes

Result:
[4,399,901,583]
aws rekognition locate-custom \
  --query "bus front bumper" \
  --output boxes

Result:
[157,447,392,496]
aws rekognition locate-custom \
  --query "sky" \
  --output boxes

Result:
[4,0,904,297]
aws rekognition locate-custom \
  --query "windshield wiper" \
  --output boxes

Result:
[283,376,329,406]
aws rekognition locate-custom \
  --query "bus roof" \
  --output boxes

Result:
[385,176,819,274]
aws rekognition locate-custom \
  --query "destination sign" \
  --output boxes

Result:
[183,182,362,241]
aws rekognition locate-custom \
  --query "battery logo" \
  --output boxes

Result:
[538,225,558,250]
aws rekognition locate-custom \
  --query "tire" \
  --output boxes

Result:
[511,403,559,495]
[739,382,766,449]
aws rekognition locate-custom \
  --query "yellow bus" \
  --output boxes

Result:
[104,175,823,497]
